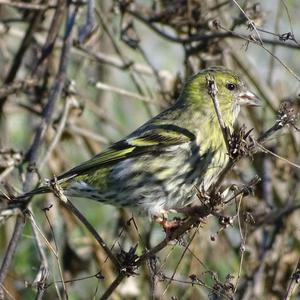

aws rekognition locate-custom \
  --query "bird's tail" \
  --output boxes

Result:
[18,186,52,199]
[0,185,51,208]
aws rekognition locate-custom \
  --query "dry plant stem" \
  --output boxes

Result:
[0,2,46,111]
[82,96,125,134]
[231,0,263,45]
[229,42,278,112]
[0,282,15,300]
[95,7,153,116]
[75,45,164,77]
[162,229,198,297]
[280,0,300,46]
[239,222,283,299]
[100,115,291,299]
[0,79,38,98]
[284,258,300,300]
[100,273,125,300]
[137,46,167,101]
[39,97,76,169]
[15,101,42,116]
[29,209,68,299]
[206,74,230,153]
[32,0,67,76]
[257,120,285,143]
[64,199,121,269]
[0,215,25,285]
[67,124,109,144]
[218,24,300,82]
[0,2,74,289]
[29,207,50,300]
[100,207,212,299]
[266,0,281,85]
[260,43,300,82]
[234,195,247,293]
[25,7,74,172]
[255,203,300,228]
[257,144,300,170]
[92,81,156,103]
[78,0,95,43]
[42,209,68,300]
[0,166,14,181]
[128,5,300,83]
[126,8,300,49]
[0,0,52,10]
[212,116,291,194]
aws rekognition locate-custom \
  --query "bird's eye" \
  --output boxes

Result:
[226,83,237,91]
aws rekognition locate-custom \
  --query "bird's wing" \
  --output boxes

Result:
[57,124,196,182]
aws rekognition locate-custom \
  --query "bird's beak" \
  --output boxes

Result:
[238,90,261,106]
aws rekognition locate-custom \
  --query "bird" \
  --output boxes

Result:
[7,67,260,227]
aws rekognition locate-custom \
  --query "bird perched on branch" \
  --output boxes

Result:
[7,67,260,228]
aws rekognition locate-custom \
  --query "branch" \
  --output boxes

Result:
[0,4,46,112]
[0,1,75,289]
[125,8,300,49]
[284,258,300,300]
[206,73,231,153]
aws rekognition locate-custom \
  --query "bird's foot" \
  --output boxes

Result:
[155,215,184,239]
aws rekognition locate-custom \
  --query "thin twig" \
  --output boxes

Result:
[39,96,78,169]
[28,209,67,300]
[0,166,14,181]
[0,79,38,98]
[0,0,52,10]
[234,195,247,293]
[78,0,95,43]
[0,1,75,289]
[0,2,46,111]
[256,143,300,169]
[219,23,300,82]
[284,258,300,299]
[63,199,121,269]
[126,8,300,49]
[91,81,156,103]
[231,0,263,45]
[95,6,153,117]
[48,179,120,270]
[66,124,109,145]
[0,216,26,285]
[206,73,231,153]
[31,0,67,75]
[161,229,198,297]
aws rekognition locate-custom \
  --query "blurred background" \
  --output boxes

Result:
[0,0,300,299]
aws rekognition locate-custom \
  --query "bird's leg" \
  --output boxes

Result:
[154,210,184,238]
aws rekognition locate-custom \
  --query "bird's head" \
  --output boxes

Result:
[180,67,260,126]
